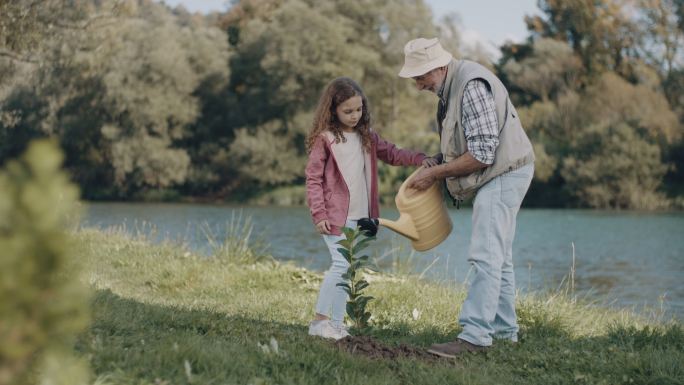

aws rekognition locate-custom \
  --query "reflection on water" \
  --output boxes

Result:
[81,203,684,320]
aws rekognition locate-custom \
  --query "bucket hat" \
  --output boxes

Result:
[398,38,453,78]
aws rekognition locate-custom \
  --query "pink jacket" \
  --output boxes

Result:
[305,130,427,235]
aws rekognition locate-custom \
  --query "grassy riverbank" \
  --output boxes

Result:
[73,229,683,385]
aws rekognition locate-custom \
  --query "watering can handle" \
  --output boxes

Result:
[358,217,379,237]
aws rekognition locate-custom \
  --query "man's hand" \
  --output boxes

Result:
[410,152,487,192]
[315,219,331,235]
[408,167,436,191]
[422,157,439,168]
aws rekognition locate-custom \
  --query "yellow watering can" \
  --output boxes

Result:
[359,167,453,251]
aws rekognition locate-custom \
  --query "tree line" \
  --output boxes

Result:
[1,0,682,209]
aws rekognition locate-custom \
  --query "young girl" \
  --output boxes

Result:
[305,77,437,339]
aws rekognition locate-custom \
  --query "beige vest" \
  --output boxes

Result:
[439,60,535,200]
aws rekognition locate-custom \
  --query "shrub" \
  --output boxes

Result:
[0,140,89,385]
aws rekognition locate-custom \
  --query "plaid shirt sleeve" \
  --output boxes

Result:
[461,79,499,165]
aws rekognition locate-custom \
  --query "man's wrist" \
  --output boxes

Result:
[430,163,448,181]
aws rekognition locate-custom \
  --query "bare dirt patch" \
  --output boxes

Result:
[335,335,442,362]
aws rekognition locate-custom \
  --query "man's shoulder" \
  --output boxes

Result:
[451,61,501,95]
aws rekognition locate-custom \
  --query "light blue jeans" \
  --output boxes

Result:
[314,219,357,324]
[458,163,534,346]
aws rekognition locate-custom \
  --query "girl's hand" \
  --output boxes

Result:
[422,156,439,168]
[316,220,332,235]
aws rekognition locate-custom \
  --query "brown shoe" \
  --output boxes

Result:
[427,338,487,358]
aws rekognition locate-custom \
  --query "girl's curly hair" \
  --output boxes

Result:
[305,77,372,154]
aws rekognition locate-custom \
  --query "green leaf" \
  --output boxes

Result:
[356,280,369,291]
[342,227,356,241]
[336,239,351,250]
[357,296,374,308]
[336,282,351,290]
[346,303,355,318]
[337,247,351,262]
[362,312,372,323]
[351,260,362,271]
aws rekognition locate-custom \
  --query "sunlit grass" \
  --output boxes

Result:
[199,211,273,264]
[373,237,447,280]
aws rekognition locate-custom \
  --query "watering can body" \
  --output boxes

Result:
[362,167,452,251]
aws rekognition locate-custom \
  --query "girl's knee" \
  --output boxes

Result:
[330,259,350,273]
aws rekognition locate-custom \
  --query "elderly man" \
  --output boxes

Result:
[400,38,535,358]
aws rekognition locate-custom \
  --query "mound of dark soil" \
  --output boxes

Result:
[335,335,441,362]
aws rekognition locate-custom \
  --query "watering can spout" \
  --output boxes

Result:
[378,215,419,241]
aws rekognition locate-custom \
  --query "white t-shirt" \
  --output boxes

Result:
[332,132,369,220]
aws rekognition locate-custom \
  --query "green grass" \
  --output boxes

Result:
[73,229,683,385]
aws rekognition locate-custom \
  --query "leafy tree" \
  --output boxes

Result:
[502,38,581,102]
[2,1,230,198]
[561,123,669,209]
[525,0,640,77]
[0,0,88,63]
[505,1,684,208]
[638,0,683,79]
[0,0,107,170]
[580,72,680,144]
[530,141,558,183]
[2,0,681,208]
[229,120,306,186]
[0,0,127,90]
[511,51,678,207]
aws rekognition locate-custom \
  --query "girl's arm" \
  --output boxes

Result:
[373,131,427,166]
[305,135,328,226]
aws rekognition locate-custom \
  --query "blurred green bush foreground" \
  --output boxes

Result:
[0,140,90,385]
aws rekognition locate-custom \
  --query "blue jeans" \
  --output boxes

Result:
[458,163,534,346]
[314,219,357,323]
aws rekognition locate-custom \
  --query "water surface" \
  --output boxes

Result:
[82,203,684,320]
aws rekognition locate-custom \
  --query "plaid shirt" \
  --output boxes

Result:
[439,79,499,165]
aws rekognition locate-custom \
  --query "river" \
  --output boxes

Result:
[82,202,684,320]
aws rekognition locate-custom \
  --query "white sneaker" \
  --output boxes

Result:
[332,322,350,339]
[308,320,350,340]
